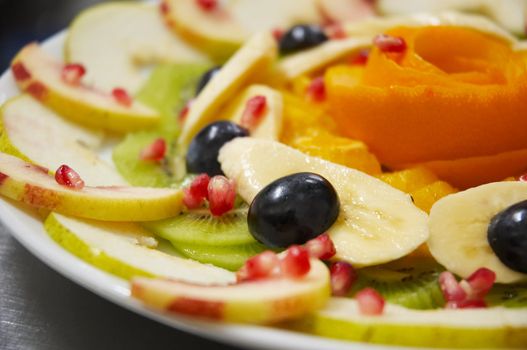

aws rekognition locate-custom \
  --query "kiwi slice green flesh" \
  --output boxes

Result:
[175,242,266,271]
[486,283,527,308]
[144,210,258,247]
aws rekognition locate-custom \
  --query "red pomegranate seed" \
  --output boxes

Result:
[325,23,347,40]
[195,0,217,11]
[11,62,31,81]
[0,172,8,186]
[330,262,357,296]
[356,288,385,315]
[280,245,311,279]
[446,299,487,309]
[140,138,166,162]
[306,76,326,102]
[55,165,85,190]
[237,251,279,282]
[463,267,496,299]
[183,174,210,209]
[112,88,133,107]
[61,63,86,86]
[350,49,370,65]
[26,82,47,100]
[305,233,336,260]
[240,95,267,130]
[373,34,407,53]
[183,188,205,209]
[160,1,169,14]
[519,173,527,182]
[438,271,467,303]
[208,175,236,216]
[179,99,193,122]
[272,28,284,41]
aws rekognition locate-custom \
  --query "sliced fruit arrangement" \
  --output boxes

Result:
[219,138,429,266]
[65,2,209,94]
[297,297,527,348]
[11,43,160,133]
[0,152,183,221]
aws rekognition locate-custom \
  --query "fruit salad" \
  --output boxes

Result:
[1,0,527,349]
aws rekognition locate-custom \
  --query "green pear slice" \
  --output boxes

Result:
[219,138,428,267]
[0,95,126,186]
[12,43,160,133]
[45,213,235,283]
[177,32,277,149]
[0,151,183,221]
[131,258,329,324]
[302,297,527,348]
[343,11,517,44]
[162,0,320,61]
[223,84,283,140]
[429,181,527,283]
[276,37,371,81]
[376,0,525,36]
[65,3,209,94]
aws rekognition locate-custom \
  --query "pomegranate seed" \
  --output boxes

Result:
[280,245,311,278]
[11,62,31,81]
[236,251,279,282]
[160,1,169,14]
[519,173,527,182]
[356,288,385,315]
[27,82,47,100]
[305,233,336,260]
[0,172,8,186]
[112,88,133,107]
[272,28,284,41]
[61,63,86,86]
[240,95,267,130]
[446,299,487,309]
[183,188,205,209]
[463,267,496,299]
[208,175,236,216]
[55,165,85,190]
[439,271,467,303]
[350,49,370,65]
[140,138,166,162]
[179,99,193,122]
[330,262,357,296]
[196,0,217,11]
[373,34,407,53]
[183,174,211,209]
[306,76,326,102]
[325,23,347,40]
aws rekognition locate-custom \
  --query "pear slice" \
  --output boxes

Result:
[301,297,527,348]
[428,181,527,283]
[222,84,283,140]
[316,0,376,23]
[162,0,320,61]
[219,138,428,267]
[45,213,235,283]
[276,37,371,81]
[65,3,209,94]
[177,32,277,149]
[0,95,126,186]
[0,151,183,221]
[376,0,526,36]
[131,258,329,324]
[11,43,160,133]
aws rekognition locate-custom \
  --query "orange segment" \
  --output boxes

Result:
[325,26,527,166]
[410,180,457,213]
[378,167,437,193]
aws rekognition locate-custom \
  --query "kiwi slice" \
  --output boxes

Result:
[486,283,527,308]
[144,209,258,246]
[350,256,446,310]
[175,242,266,271]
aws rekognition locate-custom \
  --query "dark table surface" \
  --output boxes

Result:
[0,1,241,349]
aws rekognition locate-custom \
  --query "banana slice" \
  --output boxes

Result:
[219,138,428,267]
[429,181,527,284]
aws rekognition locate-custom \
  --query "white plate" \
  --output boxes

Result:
[0,31,417,350]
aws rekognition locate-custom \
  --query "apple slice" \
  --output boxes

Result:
[131,258,329,324]
[11,43,160,133]
[300,298,527,348]
[0,95,127,186]
[222,84,283,140]
[0,151,183,221]
[316,0,376,23]
[376,0,526,36]
[162,0,321,61]
[65,3,209,94]
[276,37,371,81]
[45,213,235,283]
[177,32,277,149]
